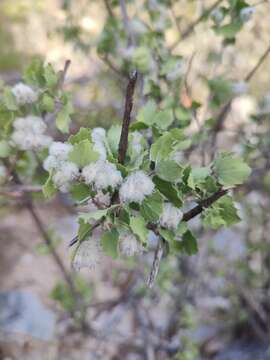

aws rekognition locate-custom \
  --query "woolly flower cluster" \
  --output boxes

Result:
[43,142,79,192]
[119,171,154,204]
[11,116,52,150]
[92,127,107,160]
[160,203,183,230]
[119,232,143,257]
[11,83,38,105]
[72,238,102,271]
[82,160,122,190]
[0,164,7,185]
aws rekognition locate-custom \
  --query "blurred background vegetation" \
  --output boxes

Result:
[1,1,270,359]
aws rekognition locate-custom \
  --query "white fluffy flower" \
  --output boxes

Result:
[0,164,7,184]
[92,127,106,142]
[49,142,73,161]
[119,233,143,257]
[160,203,183,230]
[82,160,122,190]
[210,9,224,24]
[93,191,111,207]
[43,155,59,172]
[11,116,52,150]
[92,127,107,160]
[43,142,74,173]
[52,162,79,192]
[11,82,38,105]
[240,6,255,22]
[231,81,248,96]
[119,171,154,204]
[72,238,102,271]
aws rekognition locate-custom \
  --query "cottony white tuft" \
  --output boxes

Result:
[11,116,52,150]
[72,238,102,271]
[11,82,38,105]
[49,142,73,161]
[119,233,143,257]
[82,160,122,190]
[160,203,183,230]
[92,127,107,160]
[52,162,79,192]
[119,171,154,204]
[240,6,255,22]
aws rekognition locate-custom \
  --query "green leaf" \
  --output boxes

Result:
[218,195,241,226]
[107,125,121,155]
[136,100,157,126]
[214,153,251,186]
[130,215,148,244]
[154,109,174,130]
[150,128,187,161]
[70,183,92,201]
[0,140,11,158]
[3,89,17,110]
[79,208,108,223]
[153,176,183,207]
[23,58,45,87]
[79,205,118,223]
[180,230,198,255]
[56,99,73,133]
[159,228,175,243]
[150,132,173,161]
[101,229,119,259]
[132,46,152,73]
[215,21,242,38]
[141,191,163,222]
[42,173,57,199]
[44,64,59,89]
[156,160,182,182]
[187,167,210,190]
[68,128,92,145]
[41,94,55,113]
[78,220,91,242]
[202,195,241,229]
[208,78,232,106]
[68,139,99,167]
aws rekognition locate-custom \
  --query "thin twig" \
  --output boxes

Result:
[69,219,103,247]
[146,188,228,287]
[0,185,42,197]
[147,239,164,288]
[182,188,227,222]
[171,0,223,49]
[118,70,138,164]
[103,0,115,18]
[57,59,71,90]
[119,0,135,46]
[244,44,270,82]
[210,44,270,154]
